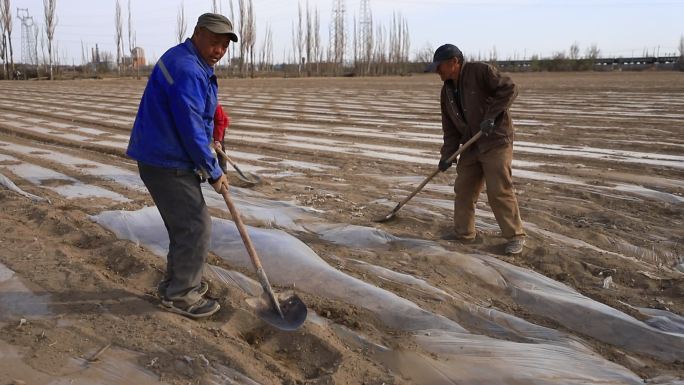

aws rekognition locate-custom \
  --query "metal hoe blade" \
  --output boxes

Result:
[217,147,262,185]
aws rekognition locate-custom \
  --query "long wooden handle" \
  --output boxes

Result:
[220,188,284,319]
[391,131,483,213]
[221,189,263,271]
[215,146,238,169]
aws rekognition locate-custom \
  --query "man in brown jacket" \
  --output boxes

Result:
[427,44,526,254]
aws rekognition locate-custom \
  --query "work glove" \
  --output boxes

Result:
[480,119,496,136]
[438,158,453,172]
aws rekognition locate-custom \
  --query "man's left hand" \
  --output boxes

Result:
[480,119,496,136]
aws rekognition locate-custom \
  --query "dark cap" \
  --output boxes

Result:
[196,13,239,42]
[425,44,463,72]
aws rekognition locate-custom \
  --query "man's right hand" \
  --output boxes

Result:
[480,119,496,136]
[438,159,453,172]
[210,174,230,194]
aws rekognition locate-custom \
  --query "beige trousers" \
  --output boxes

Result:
[453,143,525,240]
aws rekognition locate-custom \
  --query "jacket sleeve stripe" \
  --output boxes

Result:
[158,59,175,85]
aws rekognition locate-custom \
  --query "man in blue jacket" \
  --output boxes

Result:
[127,13,237,319]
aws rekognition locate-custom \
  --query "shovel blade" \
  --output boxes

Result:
[249,291,307,331]
[235,171,261,185]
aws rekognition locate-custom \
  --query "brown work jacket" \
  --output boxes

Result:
[440,61,518,159]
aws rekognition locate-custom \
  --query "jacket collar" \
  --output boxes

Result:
[183,38,215,77]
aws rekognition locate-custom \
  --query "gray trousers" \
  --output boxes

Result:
[138,163,210,305]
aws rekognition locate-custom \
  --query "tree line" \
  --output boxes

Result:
[1,0,683,80]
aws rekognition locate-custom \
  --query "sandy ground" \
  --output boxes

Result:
[0,71,682,384]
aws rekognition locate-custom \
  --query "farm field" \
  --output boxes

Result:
[0,71,682,384]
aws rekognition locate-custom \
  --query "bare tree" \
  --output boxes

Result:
[415,43,433,63]
[259,24,272,72]
[295,2,304,73]
[388,12,409,74]
[115,0,124,75]
[569,42,580,60]
[585,44,600,60]
[238,0,247,73]
[238,0,255,76]
[352,14,357,67]
[1,0,13,74]
[43,0,57,80]
[0,7,6,79]
[39,25,47,68]
[176,2,187,44]
[32,22,39,72]
[211,0,219,13]
[489,45,498,64]
[679,35,684,59]
[228,0,235,66]
[246,0,256,77]
[80,40,86,65]
[128,0,138,76]
[372,24,385,75]
[305,1,312,74]
[313,5,321,74]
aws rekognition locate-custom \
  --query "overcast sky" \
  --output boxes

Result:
[8,0,684,65]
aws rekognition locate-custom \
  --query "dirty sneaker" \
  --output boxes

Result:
[504,238,526,255]
[158,281,209,299]
[161,297,220,319]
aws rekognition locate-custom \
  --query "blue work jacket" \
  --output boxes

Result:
[127,39,222,181]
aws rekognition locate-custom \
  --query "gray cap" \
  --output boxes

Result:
[425,44,463,72]
[196,13,239,42]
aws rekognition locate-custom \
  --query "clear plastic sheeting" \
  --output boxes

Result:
[478,254,684,362]
[94,207,661,384]
[0,140,147,193]
[409,330,643,385]
[0,153,130,202]
[313,309,641,385]
[0,171,48,202]
[0,340,165,385]
[307,223,400,249]
[347,258,455,302]
[204,193,317,231]
[92,207,467,332]
[637,307,684,334]
[0,262,52,321]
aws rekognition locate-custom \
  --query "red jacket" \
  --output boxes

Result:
[213,104,230,142]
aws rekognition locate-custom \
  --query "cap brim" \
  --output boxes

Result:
[204,26,239,42]
[424,61,440,73]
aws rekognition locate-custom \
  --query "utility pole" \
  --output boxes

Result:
[17,8,37,65]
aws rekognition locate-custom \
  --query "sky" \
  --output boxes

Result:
[6,0,684,66]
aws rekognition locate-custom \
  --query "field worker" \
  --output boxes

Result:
[127,13,238,318]
[213,104,230,173]
[427,44,526,255]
